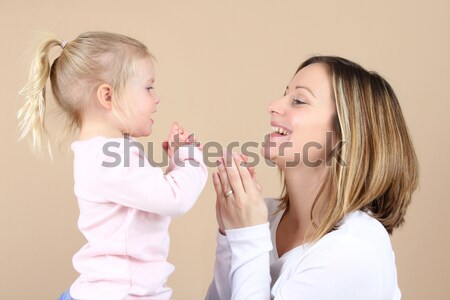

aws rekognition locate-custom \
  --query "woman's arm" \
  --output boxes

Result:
[226,223,273,300]
[205,232,232,300]
[210,151,272,299]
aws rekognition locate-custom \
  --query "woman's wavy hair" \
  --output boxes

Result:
[278,56,419,242]
[17,31,152,156]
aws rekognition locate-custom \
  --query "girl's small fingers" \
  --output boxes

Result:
[181,132,190,143]
[189,133,196,143]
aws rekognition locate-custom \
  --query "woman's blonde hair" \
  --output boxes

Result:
[17,31,152,156]
[278,56,419,242]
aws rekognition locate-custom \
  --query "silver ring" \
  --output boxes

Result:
[224,189,234,197]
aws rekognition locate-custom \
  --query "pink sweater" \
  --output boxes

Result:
[69,136,207,300]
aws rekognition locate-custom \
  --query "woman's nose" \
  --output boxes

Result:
[268,97,285,115]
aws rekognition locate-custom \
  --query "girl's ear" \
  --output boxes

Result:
[96,83,113,110]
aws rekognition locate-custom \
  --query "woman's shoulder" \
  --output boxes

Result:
[293,211,399,297]
[309,210,395,265]
[337,210,392,249]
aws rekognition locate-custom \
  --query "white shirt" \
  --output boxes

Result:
[206,198,401,300]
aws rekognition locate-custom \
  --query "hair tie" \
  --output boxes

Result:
[60,41,68,49]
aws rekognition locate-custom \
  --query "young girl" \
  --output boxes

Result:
[17,31,207,300]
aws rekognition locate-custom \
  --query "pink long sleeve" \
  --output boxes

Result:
[70,136,207,300]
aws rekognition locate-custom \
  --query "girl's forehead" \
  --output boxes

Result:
[134,57,155,78]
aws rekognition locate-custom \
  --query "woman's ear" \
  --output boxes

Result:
[96,83,113,110]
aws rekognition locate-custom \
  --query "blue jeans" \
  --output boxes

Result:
[58,289,73,300]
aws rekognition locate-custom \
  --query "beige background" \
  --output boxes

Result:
[1,0,449,299]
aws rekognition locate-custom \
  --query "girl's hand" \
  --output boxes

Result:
[178,127,203,150]
[162,122,179,158]
[162,122,202,158]
[212,151,267,231]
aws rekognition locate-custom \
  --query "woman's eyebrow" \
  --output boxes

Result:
[285,85,316,98]
[295,85,316,98]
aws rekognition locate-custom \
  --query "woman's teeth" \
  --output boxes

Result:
[272,126,291,135]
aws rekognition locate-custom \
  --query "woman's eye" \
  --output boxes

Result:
[147,87,154,92]
[293,98,305,105]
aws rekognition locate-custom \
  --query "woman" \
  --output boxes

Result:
[206,56,419,300]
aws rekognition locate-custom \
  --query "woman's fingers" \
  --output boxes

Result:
[212,172,226,234]
[222,151,246,197]
[212,170,223,196]
[232,152,257,194]
[217,158,236,199]
[162,140,169,153]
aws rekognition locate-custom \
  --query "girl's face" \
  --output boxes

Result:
[121,57,159,137]
[262,63,337,170]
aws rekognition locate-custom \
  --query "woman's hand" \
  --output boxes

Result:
[212,151,267,232]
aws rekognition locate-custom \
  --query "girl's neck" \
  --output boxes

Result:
[79,119,124,141]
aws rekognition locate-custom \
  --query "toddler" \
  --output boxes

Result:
[17,31,207,300]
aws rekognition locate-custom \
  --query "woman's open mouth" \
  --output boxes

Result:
[270,125,292,138]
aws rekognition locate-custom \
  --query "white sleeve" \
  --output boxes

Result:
[225,223,273,300]
[99,145,208,216]
[205,232,232,300]
[273,236,385,300]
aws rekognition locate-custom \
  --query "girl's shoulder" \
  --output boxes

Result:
[71,136,130,150]
[71,136,143,160]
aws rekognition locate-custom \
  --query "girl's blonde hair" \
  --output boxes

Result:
[17,31,152,156]
[278,56,419,242]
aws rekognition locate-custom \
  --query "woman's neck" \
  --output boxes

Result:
[281,165,328,239]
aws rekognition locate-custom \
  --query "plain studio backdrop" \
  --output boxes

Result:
[1,1,449,299]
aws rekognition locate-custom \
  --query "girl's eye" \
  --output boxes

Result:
[293,98,306,105]
[147,87,154,91]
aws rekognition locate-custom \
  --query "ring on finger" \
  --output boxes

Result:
[224,189,234,198]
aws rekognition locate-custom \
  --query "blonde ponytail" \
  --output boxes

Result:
[17,36,63,156]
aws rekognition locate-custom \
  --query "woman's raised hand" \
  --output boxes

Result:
[212,151,267,233]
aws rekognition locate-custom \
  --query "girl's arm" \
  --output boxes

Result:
[98,143,207,216]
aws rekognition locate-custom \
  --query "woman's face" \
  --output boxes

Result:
[262,63,337,170]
